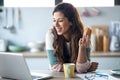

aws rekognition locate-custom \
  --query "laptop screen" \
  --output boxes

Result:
[0,52,52,80]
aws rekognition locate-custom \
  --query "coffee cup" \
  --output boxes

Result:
[63,63,75,78]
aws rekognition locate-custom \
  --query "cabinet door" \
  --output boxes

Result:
[91,57,120,70]
[25,58,50,70]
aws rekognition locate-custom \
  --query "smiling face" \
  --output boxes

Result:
[53,11,72,38]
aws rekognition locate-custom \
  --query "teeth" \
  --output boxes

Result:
[55,27,62,32]
[56,28,61,31]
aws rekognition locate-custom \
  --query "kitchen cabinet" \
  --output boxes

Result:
[0,51,120,70]
[25,56,120,71]
[24,52,120,71]
[91,56,120,70]
[25,58,50,71]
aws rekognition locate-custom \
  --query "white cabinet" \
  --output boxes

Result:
[91,57,120,70]
[25,57,120,71]
[25,58,50,71]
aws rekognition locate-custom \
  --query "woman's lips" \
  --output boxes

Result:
[56,28,62,33]
[56,28,62,32]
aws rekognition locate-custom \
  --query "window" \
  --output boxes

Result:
[4,0,55,7]
[63,0,114,7]
[4,0,115,7]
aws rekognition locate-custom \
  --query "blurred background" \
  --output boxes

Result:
[0,0,120,71]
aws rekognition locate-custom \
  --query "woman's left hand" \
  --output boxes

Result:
[79,35,91,48]
[84,35,91,48]
[88,62,99,72]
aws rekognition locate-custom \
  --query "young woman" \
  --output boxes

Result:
[46,2,98,73]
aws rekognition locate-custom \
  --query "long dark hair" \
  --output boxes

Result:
[52,2,84,64]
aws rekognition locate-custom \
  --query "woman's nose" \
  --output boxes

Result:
[54,21,59,27]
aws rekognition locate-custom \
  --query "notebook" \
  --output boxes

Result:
[0,52,53,80]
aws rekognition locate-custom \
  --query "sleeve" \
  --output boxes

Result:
[45,29,63,71]
[45,29,54,50]
[75,48,91,73]
[45,29,57,65]
[76,61,91,73]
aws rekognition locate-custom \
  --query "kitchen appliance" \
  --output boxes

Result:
[110,21,120,52]
[90,34,96,52]
[110,35,120,52]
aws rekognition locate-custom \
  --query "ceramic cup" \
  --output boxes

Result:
[63,63,75,78]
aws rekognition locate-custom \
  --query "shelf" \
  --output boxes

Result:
[0,51,120,58]
[91,52,120,57]
[21,51,120,58]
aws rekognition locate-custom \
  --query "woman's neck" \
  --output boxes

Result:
[63,34,70,42]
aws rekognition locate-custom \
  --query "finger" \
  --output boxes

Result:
[86,35,89,41]
[92,62,99,65]
[91,66,98,71]
[79,38,84,46]
[86,35,91,45]
[82,36,87,47]
[56,64,62,71]
[52,64,59,69]
[82,35,86,42]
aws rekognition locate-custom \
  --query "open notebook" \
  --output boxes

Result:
[0,52,53,80]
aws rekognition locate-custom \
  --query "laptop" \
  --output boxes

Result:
[0,52,53,80]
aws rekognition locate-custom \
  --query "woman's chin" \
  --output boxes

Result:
[57,32,63,35]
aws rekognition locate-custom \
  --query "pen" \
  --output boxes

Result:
[96,73,108,77]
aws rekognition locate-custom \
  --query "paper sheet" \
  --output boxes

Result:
[76,73,118,80]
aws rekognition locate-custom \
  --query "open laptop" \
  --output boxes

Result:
[0,52,53,80]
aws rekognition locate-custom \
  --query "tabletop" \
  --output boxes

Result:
[0,70,120,80]
[33,70,120,80]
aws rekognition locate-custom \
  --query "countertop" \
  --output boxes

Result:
[0,51,120,58]
[1,70,120,80]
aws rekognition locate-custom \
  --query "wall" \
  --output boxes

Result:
[79,6,120,27]
[0,7,53,47]
[0,6,120,47]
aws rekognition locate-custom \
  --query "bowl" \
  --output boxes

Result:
[27,41,45,52]
[8,45,25,52]
[28,42,41,48]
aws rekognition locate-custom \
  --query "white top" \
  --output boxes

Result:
[45,29,54,50]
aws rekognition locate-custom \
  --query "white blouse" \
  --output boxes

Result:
[45,29,91,73]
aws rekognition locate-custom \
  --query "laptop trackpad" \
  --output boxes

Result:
[31,72,53,80]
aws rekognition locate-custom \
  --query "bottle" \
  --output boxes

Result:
[90,33,96,52]
[96,28,103,51]
[103,35,109,52]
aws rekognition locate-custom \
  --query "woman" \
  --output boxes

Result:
[46,2,98,73]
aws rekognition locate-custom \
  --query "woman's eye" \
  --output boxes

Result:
[53,18,64,22]
[53,19,56,22]
[58,19,63,22]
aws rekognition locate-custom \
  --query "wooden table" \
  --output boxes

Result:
[0,70,120,80]
[32,70,120,80]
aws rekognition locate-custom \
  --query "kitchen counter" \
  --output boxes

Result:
[1,51,119,70]
[1,51,120,58]
[23,51,120,58]
[1,70,120,80]
[91,52,120,57]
